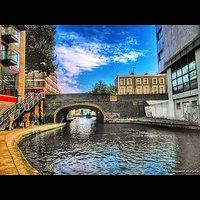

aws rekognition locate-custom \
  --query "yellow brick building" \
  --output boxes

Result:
[115,74,167,95]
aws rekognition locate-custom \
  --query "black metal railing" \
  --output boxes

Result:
[0,92,45,129]
[14,25,30,31]
[0,50,18,65]
[1,26,19,43]
[0,87,18,97]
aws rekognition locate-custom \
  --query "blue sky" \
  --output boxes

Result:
[55,25,157,93]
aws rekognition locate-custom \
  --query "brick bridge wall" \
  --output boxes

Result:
[44,93,168,123]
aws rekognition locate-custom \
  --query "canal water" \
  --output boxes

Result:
[19,118,200,175]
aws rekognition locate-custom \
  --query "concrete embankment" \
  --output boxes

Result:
[106,118,200,130]
[0,123,65,175]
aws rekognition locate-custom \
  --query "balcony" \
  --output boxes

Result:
[14,25,30,31]
[0,50,18,66]
[1,26,19,43]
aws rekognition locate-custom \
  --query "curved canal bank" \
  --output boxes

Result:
[0,124,65,175]
[106,118,200,130]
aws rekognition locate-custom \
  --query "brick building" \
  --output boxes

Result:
[115,74,167,95]
[25,70,60,94]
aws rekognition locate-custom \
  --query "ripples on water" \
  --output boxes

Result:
[19,118,200,175]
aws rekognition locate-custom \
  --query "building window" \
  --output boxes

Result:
[176,103,181,110]
[14,50,20,67]
[192,101,197,109]
[120,88,125,94]
[35,81,44,87]
[136,78,141,85]
[158,50,164,61]
[189,61,196,71]
[182,65,188,75]
[152,78,157,84]
[143,78,148,85]
[120,79,125,85]
[159,86,165,93]
[127,87,132,94]
[172,53,197,95]
[144,86,148,94]
[153,86,158,94]
[157,29,163,41]
[159,78,164,84]
[136,87,141,94]
[15,30,20,47]
[127,78,132,85]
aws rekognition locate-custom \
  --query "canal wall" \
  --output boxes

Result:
[106,118,200,130]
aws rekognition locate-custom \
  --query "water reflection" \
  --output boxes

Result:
[19,118,200,175]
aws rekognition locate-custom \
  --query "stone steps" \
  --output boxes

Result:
[0,101,15,116]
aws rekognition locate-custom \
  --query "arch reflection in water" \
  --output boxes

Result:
[19,118,200,175]
[55,103,105,123]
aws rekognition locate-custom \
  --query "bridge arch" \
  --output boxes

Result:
[54,103,106,123]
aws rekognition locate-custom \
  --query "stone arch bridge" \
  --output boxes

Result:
[44,93,168,123]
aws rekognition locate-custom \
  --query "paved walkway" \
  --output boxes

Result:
[0,124,64,175]
[106,118,200,130]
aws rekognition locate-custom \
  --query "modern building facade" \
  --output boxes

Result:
[115,74,167,95]
[156,25,200,124]
[25,70,60,94]
[0,25,29,102]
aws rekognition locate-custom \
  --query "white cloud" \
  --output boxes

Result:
[55,30,144,93]
[58,83,82,93]
[55,45,109,93]
[113,51,143,63]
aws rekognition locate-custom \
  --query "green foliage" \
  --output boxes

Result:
[26,25,58,76]
[91,81,108,94]
[91,81,117,95]
[107,84,117,95]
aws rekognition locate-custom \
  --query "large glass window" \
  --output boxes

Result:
[189,61,196,71]
[189,70,197,80]
[182,65,188,74]
[172,52,197,94]
[183,74,189,83]
[172,72,176,80]
[177,77,182,85]
[177,69,182,77]
[172,79,177,87]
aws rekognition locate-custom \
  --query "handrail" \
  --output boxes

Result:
[0,92,45,127]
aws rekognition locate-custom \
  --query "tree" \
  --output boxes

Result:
[107,84,117,95]
[91,81,117,95]
[91,81,108,94]
[26,25,58,76]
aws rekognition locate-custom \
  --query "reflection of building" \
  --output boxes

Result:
[25,70,60,94]
[156,25,200,124]
[115,74,167,95]
[0,25,29,102]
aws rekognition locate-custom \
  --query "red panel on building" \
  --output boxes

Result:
[0,95,17,102]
